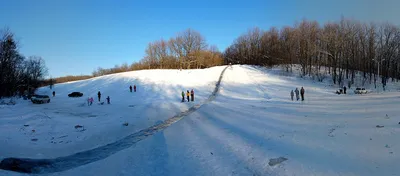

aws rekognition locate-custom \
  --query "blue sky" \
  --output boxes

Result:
[1,0,399,77]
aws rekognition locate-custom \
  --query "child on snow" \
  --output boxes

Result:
[186,90,190,102]
[106,96,110,104]
[87,97,93,106]
[181,91,185,102]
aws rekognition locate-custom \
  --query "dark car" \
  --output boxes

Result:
[31,95,50,104]
[68,92,83,97]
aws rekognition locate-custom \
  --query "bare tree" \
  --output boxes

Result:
[223,17,400,89]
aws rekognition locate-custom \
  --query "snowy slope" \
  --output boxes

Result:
[1,65,399,176]
[0,66,226,159]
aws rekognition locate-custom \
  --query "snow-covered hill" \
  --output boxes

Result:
[0,66,226,159]
[1,65,399,176]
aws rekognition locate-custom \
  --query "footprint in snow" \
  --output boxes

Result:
[268,157,288,166]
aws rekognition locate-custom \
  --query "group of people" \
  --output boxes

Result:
[85,84,199,106]
[129,85,137,92]
[86,84,139,106]
[84,84,139,107]
[87,91,110,106]
[290,87,305,101]
[182,89,195,102]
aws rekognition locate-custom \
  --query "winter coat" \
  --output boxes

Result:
[181,91,185,97]
[295,89,299,96]
[191,90,194,95]
[290,91,294,97]
[186,92,190,96]
[300,88,305,95]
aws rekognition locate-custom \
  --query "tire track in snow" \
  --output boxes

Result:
[0,66,229,174]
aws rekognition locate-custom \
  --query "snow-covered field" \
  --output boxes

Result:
[0,66,226,159]
[1,65,399,176]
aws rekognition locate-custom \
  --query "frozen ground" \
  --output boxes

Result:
[1,65,399,176]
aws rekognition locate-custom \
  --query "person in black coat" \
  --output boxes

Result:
[97,91,101,102]
[343,86,347,94]
[129,86,132,92]
[300,87,305,101]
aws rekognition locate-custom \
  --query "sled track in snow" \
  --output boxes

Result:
[0,66,228,174]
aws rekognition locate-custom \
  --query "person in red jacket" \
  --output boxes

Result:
[190,89,194,101]
[134,85,136,92]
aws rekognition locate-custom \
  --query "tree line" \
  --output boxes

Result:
[92,29,223,77]
[224,18,400,88]
[0,29,48,98]
[22,17,400,92]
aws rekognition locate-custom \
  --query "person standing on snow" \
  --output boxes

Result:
[89,97,94,106]
[343,86,347,94]
[181,91,185,102]
[129,85,132,92]
[295,88,300,101]
[300,87,305,101]
[52,91,55,97]
[186,90,190,102]
[134,85,137,92]
[106,96,110,104]
[290,90,294,101]
[97,91,101,102]
[190,89,194,101]
[87,97,90,106]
